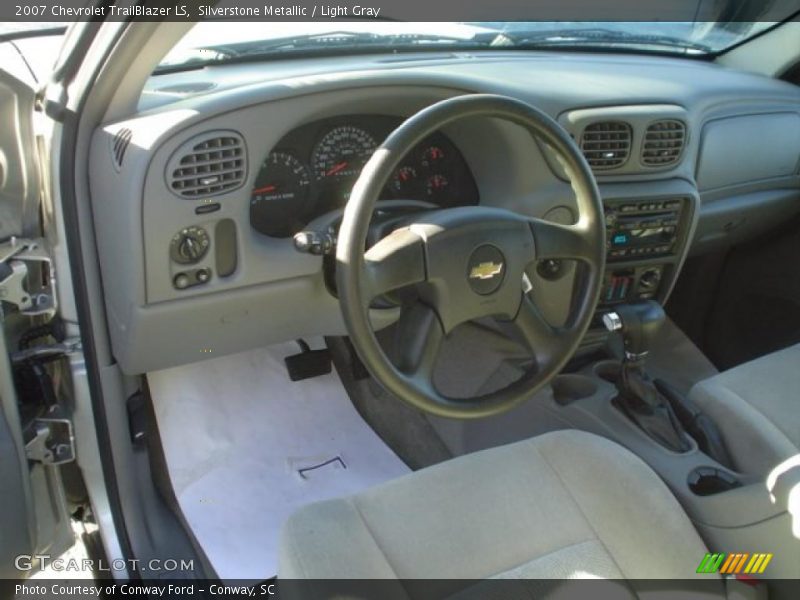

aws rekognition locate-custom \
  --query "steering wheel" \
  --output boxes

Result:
[336,94,605,418]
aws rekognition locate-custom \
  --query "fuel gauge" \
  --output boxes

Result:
[391,165,420,196]
[426,174,449,198]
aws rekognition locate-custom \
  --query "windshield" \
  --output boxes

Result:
[157,20,784,72]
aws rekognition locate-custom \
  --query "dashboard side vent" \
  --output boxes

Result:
[580,121,632,170]
[110,127,133,171]
[641,120,686,166]
[168,131,246,198]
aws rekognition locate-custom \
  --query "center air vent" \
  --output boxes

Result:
[580,121,632,170]
[167,131,246,198]
[642,120,686,167]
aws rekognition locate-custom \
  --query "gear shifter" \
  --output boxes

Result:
[603,301,691,453]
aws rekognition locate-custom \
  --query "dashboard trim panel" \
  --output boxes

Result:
[87,55,799,374]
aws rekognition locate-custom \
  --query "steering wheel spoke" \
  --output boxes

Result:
[529,218,593,264]
[363,228,427,300]
[513,294,564,363]
[394,302,444,383]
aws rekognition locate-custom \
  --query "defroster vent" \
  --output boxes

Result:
[110,128,133,171]
[168,131,246,198]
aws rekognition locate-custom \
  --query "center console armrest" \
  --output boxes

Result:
[766,456,800,538]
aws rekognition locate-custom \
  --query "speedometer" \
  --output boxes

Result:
[311,126,377,180]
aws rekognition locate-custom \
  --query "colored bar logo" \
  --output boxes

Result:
[696,552,773,574]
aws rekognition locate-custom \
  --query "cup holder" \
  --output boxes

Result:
[551,374,598,405]
[593,360,622,385]
[688,466,742,496]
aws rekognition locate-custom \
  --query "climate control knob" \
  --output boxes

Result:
[638,268,661,291]
[170,226,210,265]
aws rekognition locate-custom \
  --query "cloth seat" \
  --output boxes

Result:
[278,430,711,582]
[689,343,800,477]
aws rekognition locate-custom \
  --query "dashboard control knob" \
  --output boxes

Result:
[639,268,661,291]
[179,237,201,261]
[174,273,190,289]
[170,226,210,265]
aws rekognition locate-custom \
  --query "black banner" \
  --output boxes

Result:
[6,578,800,600]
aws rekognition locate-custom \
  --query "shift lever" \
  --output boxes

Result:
[602,301,666,361]
[603,301,691,452]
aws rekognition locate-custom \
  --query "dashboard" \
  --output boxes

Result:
[248,115,478,238]
[88,51,800,375]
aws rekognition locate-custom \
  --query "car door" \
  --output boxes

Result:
[0,33,75,578]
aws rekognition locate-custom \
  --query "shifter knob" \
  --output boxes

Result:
[603,300,665,360]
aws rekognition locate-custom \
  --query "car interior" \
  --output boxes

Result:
[2,16,800,596]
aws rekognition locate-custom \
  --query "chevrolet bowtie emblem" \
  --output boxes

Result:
[469,261,504,280]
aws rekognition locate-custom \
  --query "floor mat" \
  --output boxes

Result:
[147,341,410,581]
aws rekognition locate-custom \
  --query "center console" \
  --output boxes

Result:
[584,190,696,341]
[600,196,689,304]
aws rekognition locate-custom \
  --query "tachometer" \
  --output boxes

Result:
[250,151,312,238]
[312,126,377,180]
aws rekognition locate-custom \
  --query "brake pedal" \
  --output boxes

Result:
[284,340,332,382]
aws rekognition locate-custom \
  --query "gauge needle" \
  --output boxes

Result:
[252,184,277,194]
[326,162,348,176]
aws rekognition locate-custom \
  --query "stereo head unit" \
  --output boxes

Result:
[604,198,684,261]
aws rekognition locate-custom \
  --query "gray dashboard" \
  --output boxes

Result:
[88,51,800,374]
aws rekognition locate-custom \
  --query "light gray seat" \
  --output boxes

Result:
[278,430,710,581]
[690,343,800,477]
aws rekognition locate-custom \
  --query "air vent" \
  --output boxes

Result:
[580,121,632,170]
[110,128,133,171]
[168,131,246,198]
[642,120,686,167]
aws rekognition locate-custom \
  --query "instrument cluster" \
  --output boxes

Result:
[249,115,479,237]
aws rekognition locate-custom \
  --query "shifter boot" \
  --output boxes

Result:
[614,362,691,452]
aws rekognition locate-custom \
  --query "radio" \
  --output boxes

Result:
[604,198,684,262]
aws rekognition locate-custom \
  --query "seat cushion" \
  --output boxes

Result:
[690,343,800,477]
[278,430,709,580]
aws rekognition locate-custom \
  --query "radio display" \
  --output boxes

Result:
[605,197,684,261]
[611,226,673,247]
[612,233,630,245]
